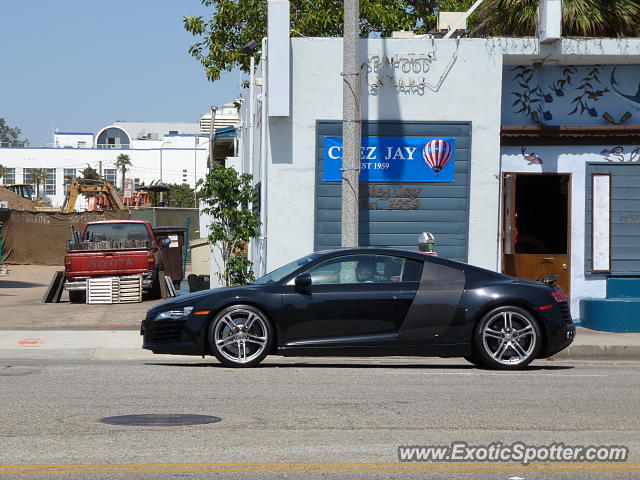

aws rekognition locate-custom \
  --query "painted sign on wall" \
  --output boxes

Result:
[502,65,640,126]
[322,136,455,182]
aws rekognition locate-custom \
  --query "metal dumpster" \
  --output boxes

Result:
[153,226,187,287]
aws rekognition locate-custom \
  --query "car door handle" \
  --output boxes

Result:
[393,294,414,300]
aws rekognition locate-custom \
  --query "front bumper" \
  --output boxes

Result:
[140,314,206,356]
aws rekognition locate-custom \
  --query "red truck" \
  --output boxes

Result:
[63,220,169,302]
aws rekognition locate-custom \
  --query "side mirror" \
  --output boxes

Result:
[158,238,171,247]
[294,273,312,292]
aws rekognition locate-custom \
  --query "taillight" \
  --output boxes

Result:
[64,255,72,271]
[147,252,155,269]
[551,288,566,303]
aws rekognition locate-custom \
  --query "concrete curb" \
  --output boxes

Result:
[556,344,640,360]
[1,330,639,361]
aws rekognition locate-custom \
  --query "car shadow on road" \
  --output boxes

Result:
[0,280,45,288]
[145,362,574,371]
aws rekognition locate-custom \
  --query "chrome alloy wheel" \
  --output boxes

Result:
[213,308,269,364]
[481,310,537,365]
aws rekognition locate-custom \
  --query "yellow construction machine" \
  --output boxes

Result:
[61,178,126,213]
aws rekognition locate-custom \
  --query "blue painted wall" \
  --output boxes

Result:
[315,121,471,262]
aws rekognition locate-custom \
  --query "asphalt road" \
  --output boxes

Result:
[1,353,639,479]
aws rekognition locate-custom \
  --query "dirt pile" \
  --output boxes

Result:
[0,186,36,211]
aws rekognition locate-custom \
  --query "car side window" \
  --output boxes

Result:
[305,254,413,285]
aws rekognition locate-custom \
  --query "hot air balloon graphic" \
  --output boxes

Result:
[422,139,453,176]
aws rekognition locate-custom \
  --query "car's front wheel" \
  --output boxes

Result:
[208,305,273,368]
[473,306,541,370]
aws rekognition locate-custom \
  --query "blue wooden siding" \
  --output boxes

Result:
[586,163,640,275]
[315,121,471,262]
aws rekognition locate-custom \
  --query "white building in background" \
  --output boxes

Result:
[0,103,240,208]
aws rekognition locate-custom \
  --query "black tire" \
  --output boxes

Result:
[463,354,486,368]
[473,305,541,370]
[148,270,162,299]
[208,305,273,368]
[68,290,86,303]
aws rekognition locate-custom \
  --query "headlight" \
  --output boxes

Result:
[154,306,193,321]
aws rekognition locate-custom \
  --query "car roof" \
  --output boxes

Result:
[84,220,149,225]
[314,247,430,261]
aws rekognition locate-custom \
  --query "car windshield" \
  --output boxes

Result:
[84,223,151,242]
[253,253,321,285]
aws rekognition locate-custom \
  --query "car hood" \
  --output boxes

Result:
[146,285,251,317]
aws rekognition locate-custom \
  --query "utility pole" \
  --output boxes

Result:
[208,106,217,172]
[341,0,361,247]
[98,161,102,180]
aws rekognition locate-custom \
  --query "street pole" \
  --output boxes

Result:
[159,142,164,203]
[208,106,217,172]
[341,0,361,247]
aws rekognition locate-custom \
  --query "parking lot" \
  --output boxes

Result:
[0,265,161,329]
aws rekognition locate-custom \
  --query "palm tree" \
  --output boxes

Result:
[30,168,47,199]
[0,164,7,184]
[474,0,640,37]
[114,154,132,191]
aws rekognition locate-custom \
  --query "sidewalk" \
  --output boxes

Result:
[0,327,638,361]
[556,326,640,359]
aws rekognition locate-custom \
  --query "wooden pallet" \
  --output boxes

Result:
[86,276,143,304]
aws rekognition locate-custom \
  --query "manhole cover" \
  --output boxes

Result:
[98,414,221,426]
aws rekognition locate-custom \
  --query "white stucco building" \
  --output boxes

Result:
[0,104,240,209]
[233,2,640,330]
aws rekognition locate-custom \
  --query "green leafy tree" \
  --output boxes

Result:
[198,164,260,286]
[474,0,640,37]
[166,183,196,208]
[0,164,7,184]
[81,164,100,181]
[29,168,47,198]
[184,0,475,81]
[114,153,132,190]
[0,117,27,146]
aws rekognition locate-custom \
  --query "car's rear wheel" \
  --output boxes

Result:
[209,305,273,368]
[473,306,541,370]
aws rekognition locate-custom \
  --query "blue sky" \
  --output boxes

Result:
[0,0,241,146]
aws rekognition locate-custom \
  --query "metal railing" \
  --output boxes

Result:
[0,141,28,148]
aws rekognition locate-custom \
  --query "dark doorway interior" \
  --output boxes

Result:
[515,175,569,254]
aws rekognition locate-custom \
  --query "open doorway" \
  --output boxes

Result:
[502,173,571,297]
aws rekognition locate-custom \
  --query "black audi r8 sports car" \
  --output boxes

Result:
[141,248,575,370]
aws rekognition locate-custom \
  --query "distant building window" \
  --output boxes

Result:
[2,168,15,184]
[96,127,130,149]
[64,169,76,185]
[134,178,140,189]
[77,141,86,148]
[23,168,33,185]
[104,169,117,185]
[169,130,179,134]
[45,169,56,195]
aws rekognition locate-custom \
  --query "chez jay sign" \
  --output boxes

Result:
[322,136,455,182]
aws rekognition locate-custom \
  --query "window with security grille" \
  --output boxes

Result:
[2,168,15,184]
[44,169,56,195]
[104,169,117,185]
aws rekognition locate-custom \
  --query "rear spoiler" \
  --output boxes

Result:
[536,274,559,286]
